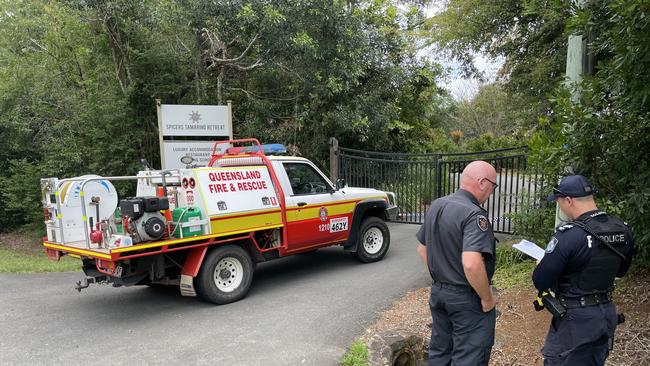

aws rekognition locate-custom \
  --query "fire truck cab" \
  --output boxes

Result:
[41,139,397,305]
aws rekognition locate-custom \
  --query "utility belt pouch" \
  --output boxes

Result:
[542,295,567,319]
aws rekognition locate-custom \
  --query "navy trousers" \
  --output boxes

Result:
[428,282,496,366]
[542,302,618,365]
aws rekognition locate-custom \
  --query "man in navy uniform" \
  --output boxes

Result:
[417,160,498,365]
[533,175,634,365]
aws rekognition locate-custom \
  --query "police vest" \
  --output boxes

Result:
[557,212,628,296]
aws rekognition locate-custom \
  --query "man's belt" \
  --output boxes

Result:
[558,293,612,309]
[432,280,474,293]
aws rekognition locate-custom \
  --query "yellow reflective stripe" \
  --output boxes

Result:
[82,215,87,222]
[79,191,85,197]
[211,207,281,219]
[110,223,283,254]
[287,202,356,222]
[43,243,112,260]
[210,224,284,238]
[57,213,62,219]
[210,212,283,234]
[286,196,386,211]
[55,191,59,196]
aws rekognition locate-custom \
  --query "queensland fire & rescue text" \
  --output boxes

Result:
[207,170,268,193]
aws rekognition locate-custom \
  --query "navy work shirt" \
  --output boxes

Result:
[532,210,634,294]
[416,189,496,286]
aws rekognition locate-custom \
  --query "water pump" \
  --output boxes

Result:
[120,197,169,243]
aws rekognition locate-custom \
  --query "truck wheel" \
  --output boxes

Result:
[352,217,390,263]
[195,245,254,305]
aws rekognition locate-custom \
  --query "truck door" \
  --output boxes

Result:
[278,162,352,252]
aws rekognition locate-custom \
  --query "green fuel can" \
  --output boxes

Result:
[172,207,204,238]
[113,207,124,234]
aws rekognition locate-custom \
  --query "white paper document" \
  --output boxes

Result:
[512,239,545,261]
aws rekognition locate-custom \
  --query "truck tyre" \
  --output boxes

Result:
[352,217,390,263]
[195,245,254,305]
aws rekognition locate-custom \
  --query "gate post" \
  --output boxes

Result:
[329,137,339,183]
[434,153,441,199]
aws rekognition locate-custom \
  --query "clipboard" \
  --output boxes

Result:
[512,239,545,261]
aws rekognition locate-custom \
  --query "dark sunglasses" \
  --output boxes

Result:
[483,177,498,189]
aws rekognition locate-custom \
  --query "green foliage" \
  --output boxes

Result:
[510,202,556,252]
[0,249,81,273]
[493,245,537,290]
[434,0,650,263]
[447,83,538,138]
[0,0,447,232]
[431,0,570,111]
[463,133,520,153]
[531,0,650,263]
[340,340,369,366]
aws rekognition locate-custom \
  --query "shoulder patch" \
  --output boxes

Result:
[556,224,574,232]
[545,237,559,253]
[477,215,489,232]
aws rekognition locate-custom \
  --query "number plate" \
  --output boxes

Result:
[329,217,348,233]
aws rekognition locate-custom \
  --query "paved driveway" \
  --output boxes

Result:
[0,223,429,366]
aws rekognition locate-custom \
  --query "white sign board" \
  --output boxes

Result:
[194,167,280,216]
[163,141,230,170]
[160,104,230,137]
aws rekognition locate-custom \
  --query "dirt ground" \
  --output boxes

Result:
[0,232,43,253]
[361,269,650,366]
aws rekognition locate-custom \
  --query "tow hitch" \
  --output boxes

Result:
[75,276,107,292]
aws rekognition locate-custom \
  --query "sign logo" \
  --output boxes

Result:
[189,111,202,124]
[319,207,328,222]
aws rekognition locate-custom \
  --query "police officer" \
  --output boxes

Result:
[533,175,634,365]
[416,160,498,366]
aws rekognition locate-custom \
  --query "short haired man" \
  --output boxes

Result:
[416,160,498,365]
[533,175,634,365]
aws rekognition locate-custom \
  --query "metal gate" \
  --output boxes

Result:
[335,145,545,234]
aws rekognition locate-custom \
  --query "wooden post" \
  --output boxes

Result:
[329,137,339,183]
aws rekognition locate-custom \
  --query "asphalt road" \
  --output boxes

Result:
[0,223,429,366]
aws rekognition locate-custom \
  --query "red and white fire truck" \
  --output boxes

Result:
[41,139,397,304]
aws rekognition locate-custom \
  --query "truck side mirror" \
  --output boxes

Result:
[335,178,347,190]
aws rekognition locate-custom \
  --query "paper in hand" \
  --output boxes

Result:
[512,239,545,261]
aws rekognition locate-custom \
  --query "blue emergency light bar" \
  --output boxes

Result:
[241,143,287,155]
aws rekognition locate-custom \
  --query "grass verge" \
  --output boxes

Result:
[493,244,537,289]
[0,248,81,273]
[340,340,369,366]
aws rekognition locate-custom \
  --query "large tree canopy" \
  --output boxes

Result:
[0,0,450,229]
[431,0,650,262]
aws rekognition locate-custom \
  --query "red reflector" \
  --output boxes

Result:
[45,248,61,261]
[97,259,116,269]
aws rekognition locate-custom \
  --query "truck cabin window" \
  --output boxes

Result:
[283,163,330,195]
